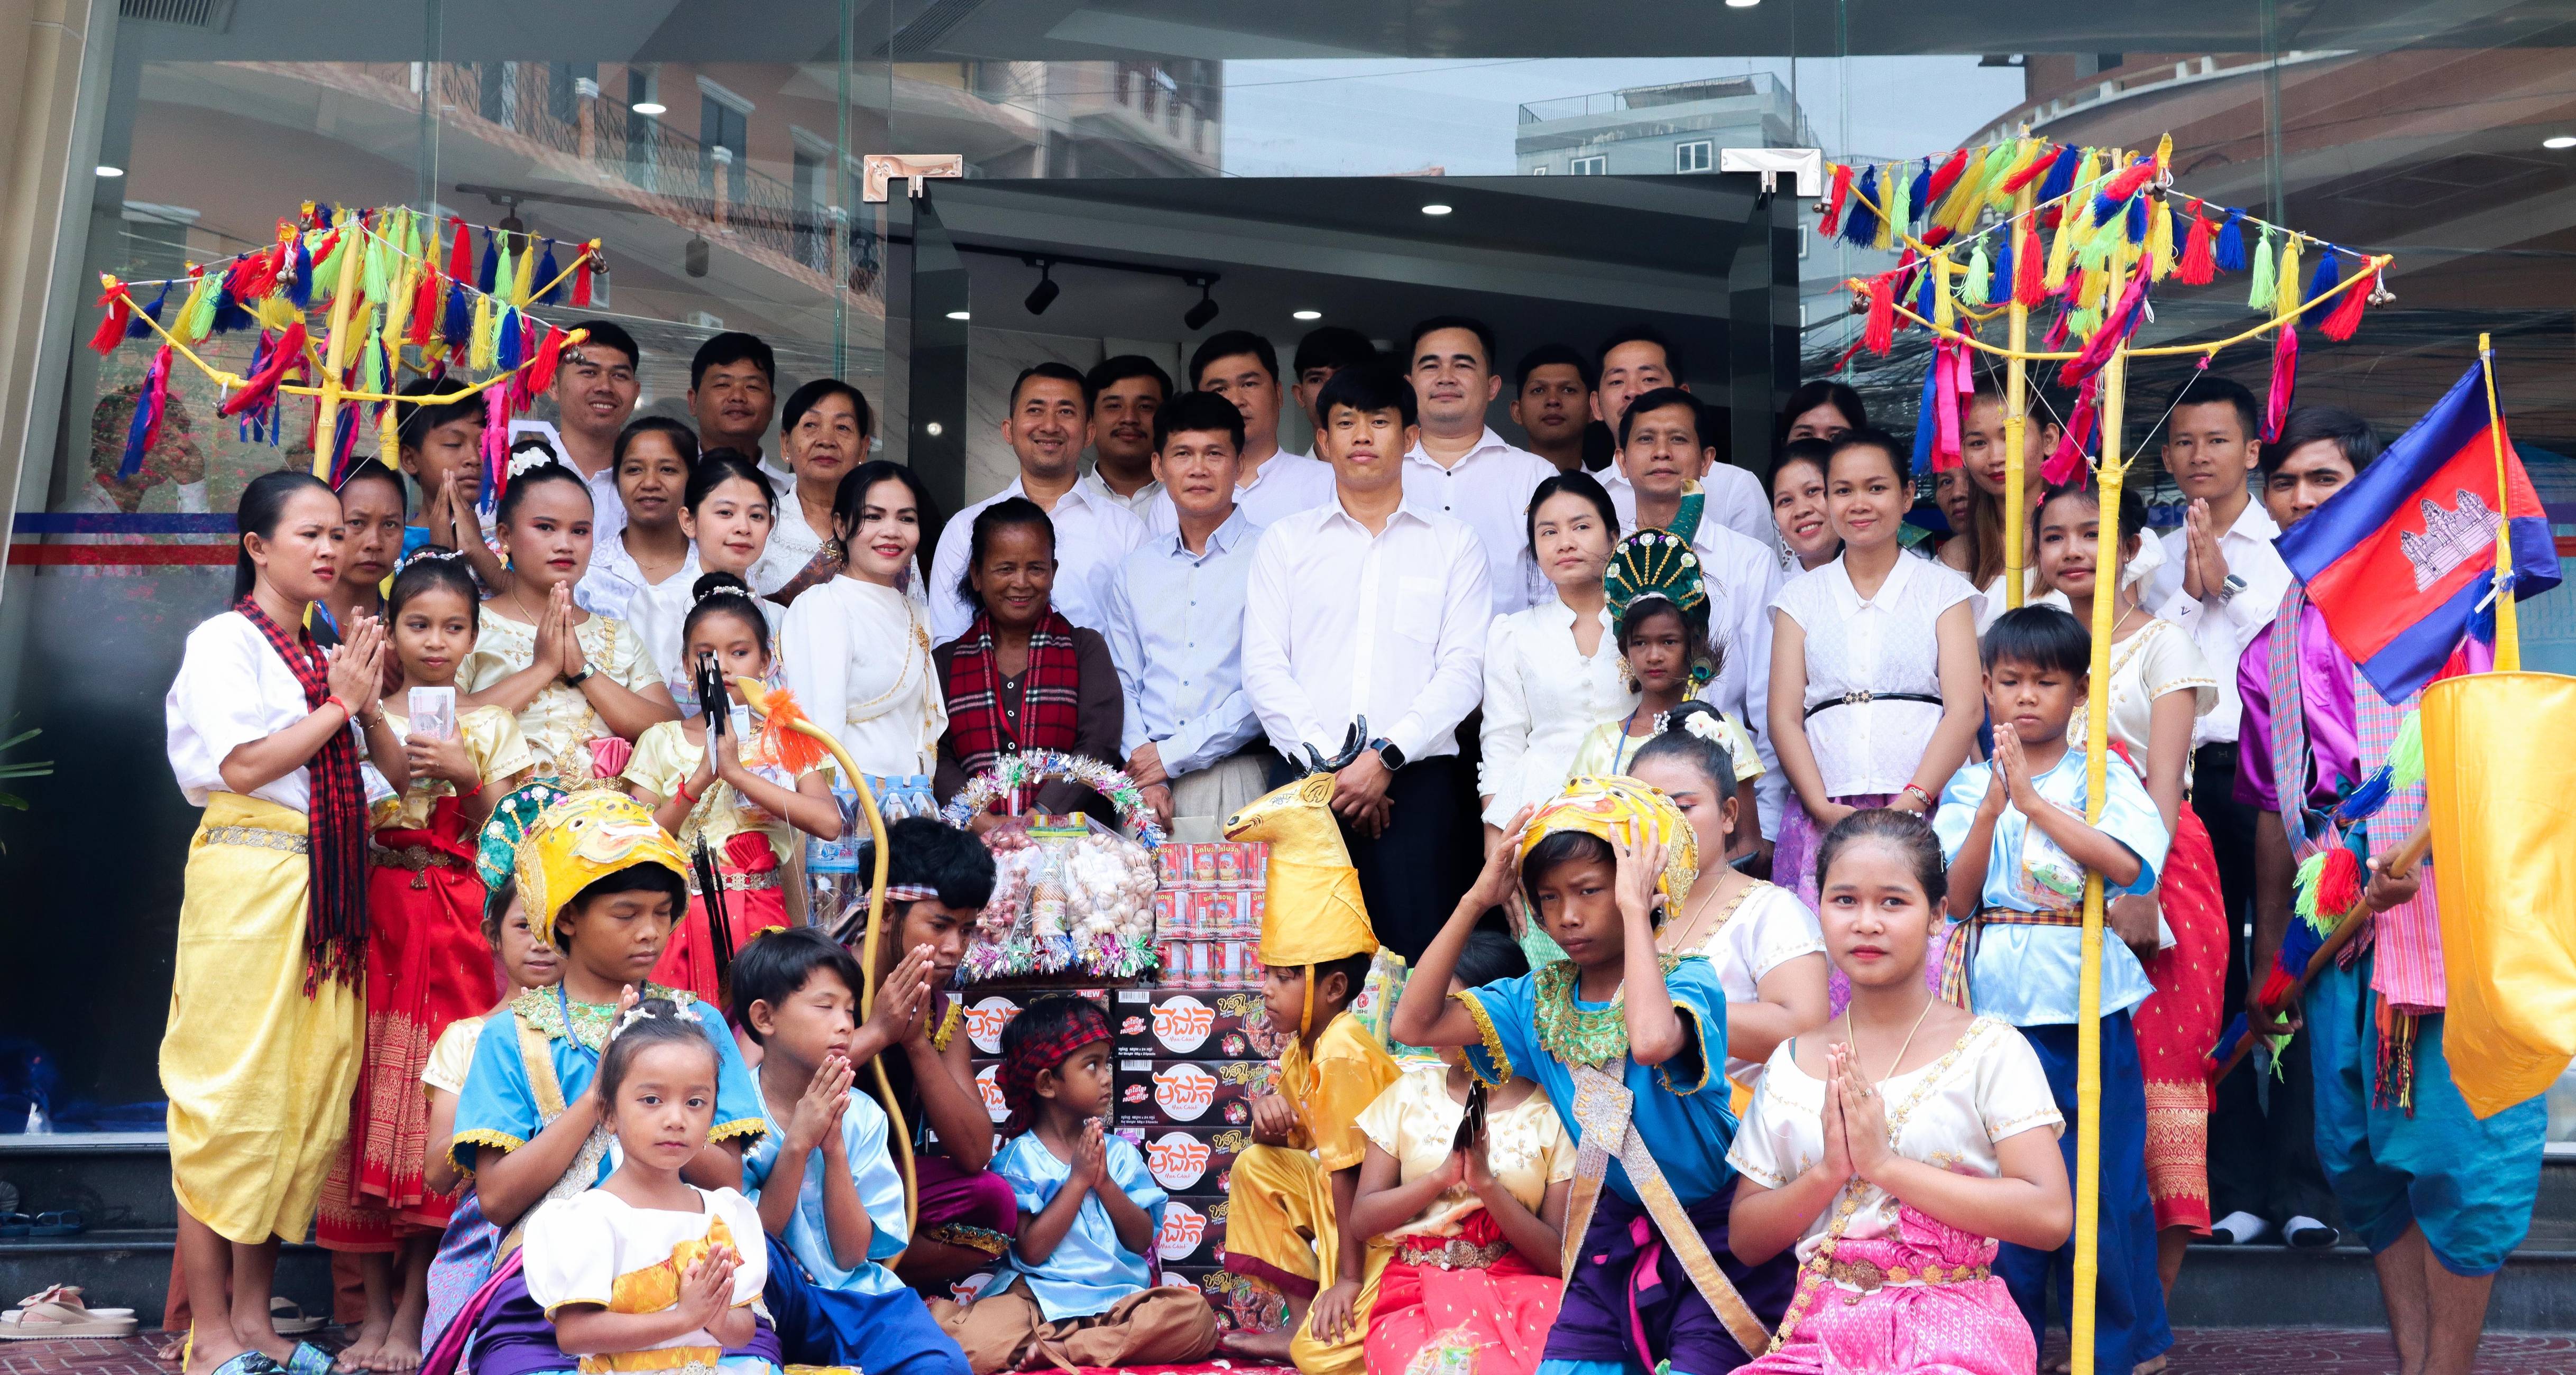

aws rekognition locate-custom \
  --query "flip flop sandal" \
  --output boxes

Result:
[0,1285,140,1339]
[269,1296,326,1336]
[4,1284,135,1324]
[27,1210,82,1236]
[207,1353,286,1375]
[0,1214,30,1238]
[287,1339,348,1375]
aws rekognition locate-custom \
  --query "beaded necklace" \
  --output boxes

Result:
[516,982,689,1051]
[1533,953,1688,1068]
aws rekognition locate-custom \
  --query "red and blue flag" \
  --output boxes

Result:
[2276,357,2560,703]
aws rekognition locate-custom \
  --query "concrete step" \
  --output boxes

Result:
[2168,1240,2576,1331]
[0,1230,333,1324]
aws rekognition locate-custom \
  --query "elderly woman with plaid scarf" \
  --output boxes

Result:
[932,499,1125,825]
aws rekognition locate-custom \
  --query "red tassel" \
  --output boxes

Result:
[2102,159,2156,204]
[2042,375,2099,484]
[1820,163,1852,237]
[2002,143,2057,193]
[2012,224,2045,307]
[88,281,133,354]
[2316,847,2365,921]
[571,250,595,308]
[2257,966,2297,1011]
[2265,324,2298,444]
[408,268,441,345]
[525,325,569,394]
[1926,147,1968,205]
[219,321,309,418]
[2177,213,2217,285]
[1862,272,1898,355]
[447,216,472,281]
[2321,265,2374,342]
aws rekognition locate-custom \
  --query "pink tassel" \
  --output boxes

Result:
[1820,164,1852,238]
[481,386,511,515]
[1933,340,1966,470]
[218,321,309,418]
[2265,324,2298,443]
[2043,375,2100,485]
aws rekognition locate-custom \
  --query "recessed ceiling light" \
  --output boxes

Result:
[926,422,944,437]
[2546,135,2576,150]
[1421,203,1453,216]
[1293,309,1322,321]
[1725,0,1759,7]
[95,164,124,178]
[945,310,970,320]
[632,101,667,116]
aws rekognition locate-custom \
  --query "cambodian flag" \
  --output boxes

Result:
[2278,357,2561,703]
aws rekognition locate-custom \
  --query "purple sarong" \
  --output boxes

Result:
[464,1270,783,1375]
[913,1153,1018,1257]
[1542,1191,1797,1375]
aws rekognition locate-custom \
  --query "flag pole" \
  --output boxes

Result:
[2004,179,2034,611]
[2477,332,2522,671]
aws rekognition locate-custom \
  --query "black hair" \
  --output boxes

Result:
[1774,379,1867,446]
[2037,478,2151,556]
[1770,437,1835,494]
[559,865,689,947]
[679,570,771,661]
[854,815,998,915]
[1828,427,1911,490]
[1087,354,1172,404]
[337,457,409,514]
[1521,830,1617,915]
[1631,700,1742,803]
[1000,993,1112,1082]
[685,448,778,515]
[615,416,700,474]
[1407,315,1497,371]
[1153,389,1247,455]
[956,496,1056,612]
[494,457,592,528]
[1313,364,1418,430]
[1980,603,2091,676]
[1525,470,1618,558]
[2162,372,2261,445]
[1190,330,1278,388]
[1615,594,1718,685]
[1515,342,1597,393]
[1312,953,1374,1012]
[1814,808,1946,908]
[728,927,866,1045]
[830,458,942,570]
[394,376,485,452]
[387,548,482,632]
[563,319,640,371]
[1452,929,1529,990]
[1009,362,1092,414]
[1596,324,1684,382]
[1616,385,1701,451]
[781,377,874,439]
[2262,405,2382,477]
[234,469,339,602]
[596,996,721,1105]
[691,331,776,389]
[1294,326,1380,378]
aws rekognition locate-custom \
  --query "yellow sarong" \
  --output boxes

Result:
[162,793,363,1244]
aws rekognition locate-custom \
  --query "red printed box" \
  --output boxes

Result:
[1111,988,1285,1058]
[1153,1195,1228,1267]
[1110,1123,1253,1196]
[1165,1265,1289,1335]
[1116,1058,1274,1129]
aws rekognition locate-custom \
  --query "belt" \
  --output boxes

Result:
[1821,1255,1992,1296]
[1395,1234,1510,1271]
[1938,906,2083,1010]
[1804,689,1943,720]
[689,869,780,895]
[202,824,310,855]
[371,844,465,890]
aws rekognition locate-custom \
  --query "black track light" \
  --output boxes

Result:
[1183,279,1219,331]
[1025,261,1060,316]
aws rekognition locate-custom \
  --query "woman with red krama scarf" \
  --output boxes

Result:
[931,498,1124,824]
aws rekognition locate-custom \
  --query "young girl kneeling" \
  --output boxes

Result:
[1727,810,2070,1375]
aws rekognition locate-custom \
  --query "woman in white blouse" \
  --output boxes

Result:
[163,471,407,1375]
[1767,430,1984,919]
[577,418,701,688]
[780,458,947,780]
[1477,472,1627,852]
[749,380,874,604]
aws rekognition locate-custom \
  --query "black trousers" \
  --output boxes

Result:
[2195,742,2340,1227]
[1266,752,1468,965]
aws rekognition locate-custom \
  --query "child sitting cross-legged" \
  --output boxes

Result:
[932,995,1218,1372]
[731,928,971,1375]
[1726,809,2071,1374]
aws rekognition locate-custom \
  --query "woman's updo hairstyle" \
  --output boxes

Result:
[232,468,337,602]
[1814,807,1946,905]
[1630,700,1741,803]
[387,547,483,631]
[680,570,771,659]
[494,451,592,527]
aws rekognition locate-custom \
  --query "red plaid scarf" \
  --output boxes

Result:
[235,594,371,990]
[999,998,1111,1137]
[942,610,1083,777]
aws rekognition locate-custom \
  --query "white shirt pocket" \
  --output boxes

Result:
[1393,576,1442,643]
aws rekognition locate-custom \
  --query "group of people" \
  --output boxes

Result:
[153,304,2543,1375]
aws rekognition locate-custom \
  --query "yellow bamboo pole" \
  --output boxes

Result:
[2477,333,2523,671]
[309,212,367,479]
[2003,182,2034,612]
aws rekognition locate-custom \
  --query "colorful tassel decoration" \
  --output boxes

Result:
[526,325,569,395]
[477,230,500,293]
[468,293,496,371]
[127,281,171,338]
[2385,709,2425,791]
[1862,272,1898,355]
[2213,206,2248,273]
[409,267,441,346]
[493,235,517,309]
[218,322,309,418]
[1875,164,1902,250]
[2248,229,2276,310]
[510,236,538,306]
[2315,845,2366,923]
[2177,211,2217,284]
[441,271,475,351]
[571,244,596,308]
[1910,347,1944,476]
[2013,224,2045,307]
[1926,148,1967,206]
[2122,193,2147,245]
[173,267,216,346]
[1932,255,1957,330]
[1843,166,1881,246]
[2321,264,2376,342]
[1906,159,1932,227]
[209,284,256,336]
[310,228,349,301]
[494,305,523,372]
[1821,163,1852,237]
[2043,374,2099,484]
[2035,144,2080,202]
[534,239,564,304]
[2303,250,2339,323]
[88,279,133,354]
[2148,197,2175,279]
[285,232,316,310]
[2265,322,2298,444]
[1913,259,1939,322]
[362,223,393,306]
[447,217,473,281]
[1963,242,1992,308]
[2274,234,2305,325]
[118,344,174,478]
[2044,215,2077,291]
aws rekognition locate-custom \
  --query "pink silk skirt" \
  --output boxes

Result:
[1740,1206,2036,1375]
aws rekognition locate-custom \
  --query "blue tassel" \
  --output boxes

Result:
[2214,207,2248,272]
[1911,346,1943,475]
[2126,195,2148,245]
[2305,250,2340,321]
[1843,167,1881,246]
[2278,911,2326,974]
[1913,262,1938,319]
[2211,1014,2249,1069]
[209,284,255,335]
[2037,145,2080,204]
[1907,159,1931,226]
[126,282,170,337]
[534,239,564,304]
[286,235,315,310]
[441,279,474,348]
[2334,764,2394,825]
[1991,234,2013,301]
[477,232,499,293]
[495,306,522,371]
[2092,187,2122,227]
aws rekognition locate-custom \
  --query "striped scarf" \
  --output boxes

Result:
[235,594,370,990]
[942,610,1083,778]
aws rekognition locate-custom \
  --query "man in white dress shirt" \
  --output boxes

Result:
[1078,354,1170,517]
[1146,331,1337,534]
[1591,324,1771,544]
[1103,391,1269,840]
[1401,316,1556,617]
[1288,326,1381,459]
[548,320,641,540]
[1241,366,1489,961]
[1612,388,1786,849]
[927,363,1145,644]
[689,332,779,478]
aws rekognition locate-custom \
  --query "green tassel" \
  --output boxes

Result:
[2386,710,2425,791]
[493,236,516,311]
[1885,164,1911,238]
[2249,229,2277,310]
[358,308,385,393]
[2293,850,2326,924]
[2068,306,2102,340]
[1963,241,1992,306]
[312,228,349,301]
[363,226,392,305]
[401,207,424,263]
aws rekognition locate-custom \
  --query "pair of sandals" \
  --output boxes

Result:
[0,1210,84,1237]
[0,1285,137,1339]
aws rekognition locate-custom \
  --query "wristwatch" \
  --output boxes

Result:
[1368,737,1406,771]
[2218,573,2248,604]
[564,666,595,687]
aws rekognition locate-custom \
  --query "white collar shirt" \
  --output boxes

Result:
[1079,468,1165,520]
[2142,496,2289,747]
[1403,427,1557,617]
[927,475,1147,644]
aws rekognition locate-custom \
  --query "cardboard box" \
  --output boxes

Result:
[1111,987,1286,1059]
[1115,1058,1274,1129]
[1110,1123,1254,1195]
[958,988,1115,1055]
[1164,1265,1289,1335]
[1152,1195,1227,1267]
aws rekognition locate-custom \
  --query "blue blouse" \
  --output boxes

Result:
[993,1130,1169,1321]
[1457,956,1737,1207]
[1932,749,2172,1027]
[449,991,766,1184]
[742,1079,911,1298]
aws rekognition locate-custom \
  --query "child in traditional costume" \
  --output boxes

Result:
[324,550,536,1370]
[1218,772,1403,1370]
[1391,778,1798,1375]
[1563,527,1764,799]
[730,928,971,1375]
[164,470,406,1375]
[1627,702,1829,1108]
[622,571,842,1000]
[1729,809,2070,1375]
[935,995,1218,1372]
[1350,932,1574,1375]
[460,457,677,786]
[438,791,772,1375]
[521,999,775,1375]
[1933,606,2173,1374]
